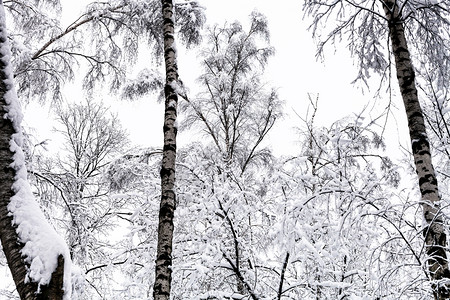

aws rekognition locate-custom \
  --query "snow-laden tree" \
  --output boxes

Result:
[0,1,71,298]
[181,11,279,173]
[303,0,450,296]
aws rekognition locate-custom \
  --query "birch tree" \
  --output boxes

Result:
[0,1,71,298]
[153,0,180,299]
[181,11,279,173]
[303,0,450,297]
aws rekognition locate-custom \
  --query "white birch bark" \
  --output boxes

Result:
[382,0,450,297]
[153,0,179,299]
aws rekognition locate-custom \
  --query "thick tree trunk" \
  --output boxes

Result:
[382,1,450,297]
[0,1,65,299]
[153,0,179,299]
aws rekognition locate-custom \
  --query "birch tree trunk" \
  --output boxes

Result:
[153,0,179,299]
[0,1,65,299]
[382,1,450,297]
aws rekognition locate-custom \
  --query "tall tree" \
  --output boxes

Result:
[304,0,450,297]
[153,0,179,299]
[382,2,450,296]
[0,0,70,298]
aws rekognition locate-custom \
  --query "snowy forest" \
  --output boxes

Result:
[1,0,450,299]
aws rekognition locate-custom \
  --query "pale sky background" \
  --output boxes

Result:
[22,0,408,157]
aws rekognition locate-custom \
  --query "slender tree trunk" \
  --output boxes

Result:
[382,1,450,297]
[153,0,179,299]
[0,1,65,299]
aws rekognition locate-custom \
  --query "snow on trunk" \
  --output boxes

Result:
[0,2,72,299]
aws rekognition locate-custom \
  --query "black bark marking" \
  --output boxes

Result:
[382,0,450,295]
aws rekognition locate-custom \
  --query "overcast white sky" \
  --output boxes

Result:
[23,0,407,156]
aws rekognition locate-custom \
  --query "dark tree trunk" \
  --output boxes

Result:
[153,0,179,299]
[382,0,450,298]
[0,1,66,299]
